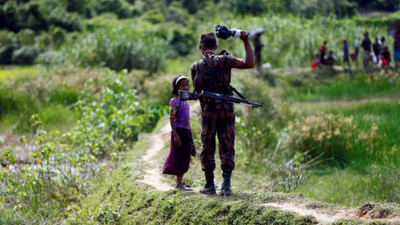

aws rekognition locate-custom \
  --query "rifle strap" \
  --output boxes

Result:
[229,85,247,100]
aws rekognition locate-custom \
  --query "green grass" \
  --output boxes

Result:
[0,66,38,81]
[0,104,78,133]
[286,73,400,102]
[295,164,400,206]
[337,102,400,153]
[294,102,400,162]
[288,101,400,206]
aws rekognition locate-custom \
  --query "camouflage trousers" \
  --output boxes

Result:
[200,108,235,173]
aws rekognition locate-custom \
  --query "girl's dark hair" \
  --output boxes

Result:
[171,75,188,95]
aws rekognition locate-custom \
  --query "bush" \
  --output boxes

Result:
[16,29,35,46]
[36,50,65,66]
[63,27,166,73]
[50,26,66,49]
[287,113,386,165]
[94,0,134,18]
[47,87,79,105]
[11,46,39,65]
[0,44,19,65]
[0,30,16,46]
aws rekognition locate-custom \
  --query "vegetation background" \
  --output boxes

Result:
[1,0,400,224]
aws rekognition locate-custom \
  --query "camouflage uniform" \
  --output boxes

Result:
[191,33,237,173]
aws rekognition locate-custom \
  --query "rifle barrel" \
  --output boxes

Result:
[178,90,263,108]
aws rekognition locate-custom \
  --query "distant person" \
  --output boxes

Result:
[379,46,391,68]
[319,41,327,65]
[324,51,336,67]
[311,53,321,69]
[350,40,360,67]
[253,33,264,75]
[372,36,381,66]
[393,31,400,68]
[162,75,196,190]
[342,39,350,67]
[361,32,372,68]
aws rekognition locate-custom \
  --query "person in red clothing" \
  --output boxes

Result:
[319,41,327,65]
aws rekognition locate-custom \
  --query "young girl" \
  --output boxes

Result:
[162,75,196,190]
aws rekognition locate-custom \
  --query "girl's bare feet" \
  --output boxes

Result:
[175,184,192,191]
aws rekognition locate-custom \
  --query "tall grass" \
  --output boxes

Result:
[286,72,400,101]
[0,66,37,81]
[295,164,400,206]
[62,26,166,73]
[287,100,400,205]
[332,102,400,162]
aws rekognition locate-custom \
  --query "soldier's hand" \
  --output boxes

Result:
[240,30,249,42]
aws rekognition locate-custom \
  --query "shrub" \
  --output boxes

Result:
[287,113,386,165]
[16,29,35,46]
[36,50,65,65]
[94,0,134,18]
[0,30,16,46]
[50,26,66,49]
[63,27,166,73]
[11,46,39,65]
[0,44,19,65]
[47,87,79,105]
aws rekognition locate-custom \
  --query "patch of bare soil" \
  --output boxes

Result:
[263,201,400,224]
[137,121,174,191]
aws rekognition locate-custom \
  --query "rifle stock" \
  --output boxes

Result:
[178,90,263,109]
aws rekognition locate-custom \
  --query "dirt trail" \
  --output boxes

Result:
[137,120,174,191]
[137,102,201,191]
[136,102,400,224]
[262,202,400,224]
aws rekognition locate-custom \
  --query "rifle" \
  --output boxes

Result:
[178,90,263,109]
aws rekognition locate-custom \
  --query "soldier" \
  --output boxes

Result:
[191,31,254,196]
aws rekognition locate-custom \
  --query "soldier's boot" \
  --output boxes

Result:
[220,172,232,196]
[199,172,216,194]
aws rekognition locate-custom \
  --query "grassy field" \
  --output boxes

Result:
[278,70,400,206]
[284,70,400,101]
[291,101,400,206]
[0,66,38,81]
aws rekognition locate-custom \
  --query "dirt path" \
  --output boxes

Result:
[137,102,201,191]
[137,120,174,191]
[262,202,400,224]
[136,102,400,224]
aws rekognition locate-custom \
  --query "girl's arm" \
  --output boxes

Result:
[170,118,182,147]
